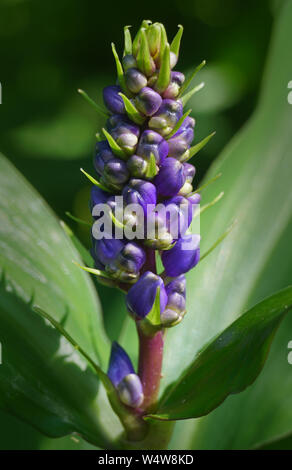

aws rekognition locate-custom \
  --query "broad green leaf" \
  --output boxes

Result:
[150,286,292,420]
[0,154,109,366]
[0,283,109,447]
[166,0,292,449]
[0,154,113,442]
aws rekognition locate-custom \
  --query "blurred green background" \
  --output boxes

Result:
[0,0,285,450]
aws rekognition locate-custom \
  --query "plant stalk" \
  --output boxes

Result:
[137,325,164,414]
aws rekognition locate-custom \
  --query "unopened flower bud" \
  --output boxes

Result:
[178,162,196,195]
[90,185,112,216]
[107,241,146,281]
[161,233,200,277]
[145,211,174,249]
[161,275,186,325]
[168,116,195,161]
[117,373,144,408]
[92,238,145,282]
[108,342,144,408]
[126,154,148,178]
[125,68,148,94]
[107,115,140,155]
[137,130,168,165]
[94,141,129,190]
[170,51,178,69]
[122,54,137,72]
[162,72,185,99]
[135,87,162,116]
[103,85,125,114]
[146,23,161,57]
[154,157,186,197]
[103,158,129,189]
[149,99,183,137]
[126,271,168,319]
[122,178,157,214]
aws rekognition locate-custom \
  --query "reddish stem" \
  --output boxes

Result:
[137,326,164,413]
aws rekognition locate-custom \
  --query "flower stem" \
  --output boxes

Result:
[137,325,164,414]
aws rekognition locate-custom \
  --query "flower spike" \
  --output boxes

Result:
[81,21,227,426]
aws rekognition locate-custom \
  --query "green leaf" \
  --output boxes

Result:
[165,0,292,449]
[0,154,112,441]
[150,286,292,420]
[0,282,109,447]
[60,221,93,268]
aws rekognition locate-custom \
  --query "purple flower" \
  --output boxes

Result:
[126,271,168,319]
[103,159,129,188]
[164,195,192,239]
[168,116,195,161]
[149,99,183,137]
[125,68,147,94]
[165,275,186,311]
[179,162,196,195]
[126,154,149,179]
[135,87,162,116]
[161,275,186,324]
[92,238,146,281]
[103,85,125,114]
[108,342,134,387]
[122,179,157,214]
[145,210,174,249]
[94,141,114,174]
[90,185,112,216]
[122,54,137,72]
[154,157,186,197]
[108,342,144,408]
[183,163,196,182]
[162,72,185,99]
[94,238,125,266]
[94,141,129,189]
[137,130,169,165]
[161,234,200,277]
[107,115,140,155]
